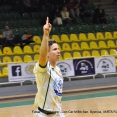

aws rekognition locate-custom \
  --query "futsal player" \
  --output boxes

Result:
[33,17,65,117]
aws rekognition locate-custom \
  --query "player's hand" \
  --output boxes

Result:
[43,17,52,36]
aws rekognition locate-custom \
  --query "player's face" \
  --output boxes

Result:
[48,43,60,62]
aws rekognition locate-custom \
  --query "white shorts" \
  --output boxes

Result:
[33,109,65,117]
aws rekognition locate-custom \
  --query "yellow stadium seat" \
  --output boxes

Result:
[62,43,73,51]
[0,71,4,78]
[3,47,14,55]
[13,46,24,54]
[33,45,40,53]
[92,50,100,57]
[71,42,82,50]
[34,54,39,61]
[63,52,72,60]
[70,34,80,42]
[23,45,35,54]
[2,67,8,76]
[90,41,99,49]
[98,41,108,49]
[113,31,117,39]
[3,56,12,63]
[81,42,90,50]
[79,33,89,41]
[82,51,91,57]
[105,32,115,40]
[73,51,82,58]
[23,55,33,62]
[52,35,63,43]
[58,44,64,52]
[107,40,116,48]
[0,49,4,56]
[101,50,109,56]
[33,36,41,44]
[96,32,106,40]
[61,34,71,42]
[13,56,23,63]
[59,55,64,60]
[87,33,98,40]
[110,49,117,55]
[115,58,117,67]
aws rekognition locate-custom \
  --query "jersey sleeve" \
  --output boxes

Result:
[33,62,48,74]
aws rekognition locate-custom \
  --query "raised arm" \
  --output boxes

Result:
[38,17,52,66]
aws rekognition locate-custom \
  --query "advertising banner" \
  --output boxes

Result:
[73,57,95,76]
[95,56,116,73]
[8,62,36,82]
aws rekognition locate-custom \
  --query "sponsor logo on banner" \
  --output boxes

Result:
[12,65,22,76]
[95,57,116,73]
[73,58,95,75]
[57,62,71,76]
[25,65,34,74]
[57,60,74,77]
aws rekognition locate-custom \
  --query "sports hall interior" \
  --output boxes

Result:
[1,0,117,117]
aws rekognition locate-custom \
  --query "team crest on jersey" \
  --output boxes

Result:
[53,78,63,96]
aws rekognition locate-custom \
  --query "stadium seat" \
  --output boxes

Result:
[63,52,72,60]
[77,25,85,33]
[76,18,84,25]
[113,31,117,39]
[0,49,5,56]
[85,25,94,33]
[98,41,108,49]
[3,47,14,55]
[52,35,63,43]
[13,46,24,54]
[105,32,115,40]
[90,41,99,49]
[59,26,68,34]
[93,24,102,32]
[13,56,23,63]
[70,34,80,42]
[23,55,33,62]
[22,12,30,19]
[81,42,90,50]
[110,49,117,55]
[107,40,116,48]
[71,42,82,50]
[59,55,64,61]
[3,56,12,63]
[73,51,82,58]
[0,71,4,78]
[2,67,8,76]
[110,23,117,31]
[68,25,77,34]
[62,43,73,51]
[92,50,100,57]
[50,26,59,35]
[33,36,41,44]
[61,34,71,42]
[58,44,64,52]
[34,54,39,61]
[96,32,106,40]
[87,33,98,40]
[33,45,40,53]
[79,33,89,41]
[23,45,35,54]
[82,51,91,57]
[101,50,109,56]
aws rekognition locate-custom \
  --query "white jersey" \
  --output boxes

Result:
[33,61,63,112]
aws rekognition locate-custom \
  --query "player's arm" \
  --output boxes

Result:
[38,17,52,67]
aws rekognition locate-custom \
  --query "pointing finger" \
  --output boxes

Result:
[46,17,49,24]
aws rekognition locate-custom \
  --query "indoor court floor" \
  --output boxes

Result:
[0,90,117,117]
